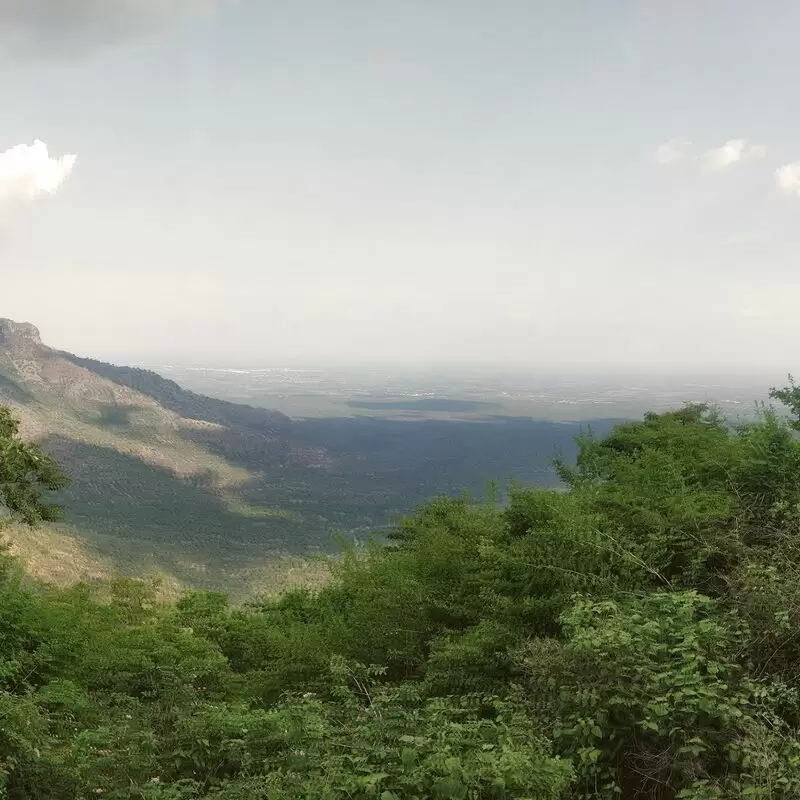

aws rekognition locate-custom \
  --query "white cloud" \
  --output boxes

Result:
[655,137,691,165]
[776,161,800,198]
[702,139,767,171]
[0,140,77,204]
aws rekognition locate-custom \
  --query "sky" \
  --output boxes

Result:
[1,0,800,372]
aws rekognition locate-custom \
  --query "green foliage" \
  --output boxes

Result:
[0,407,69,524]
[550,592,750,798]
[5,384,800,798]
[256,657,572,799]
[769,376,800,430]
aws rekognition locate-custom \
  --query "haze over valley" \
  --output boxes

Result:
[155,363,777,423]
[5,3,800,797]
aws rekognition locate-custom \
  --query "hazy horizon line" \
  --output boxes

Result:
[125,357,790,384]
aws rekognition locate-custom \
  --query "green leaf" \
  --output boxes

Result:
[401,747,418,769]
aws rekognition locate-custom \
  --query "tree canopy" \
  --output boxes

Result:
[0,406,68,525]
[2,388,800,798]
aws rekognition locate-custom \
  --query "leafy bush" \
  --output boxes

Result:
[3,387,800,798]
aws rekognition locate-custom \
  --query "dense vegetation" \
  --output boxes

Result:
[44,416,608,593]
[3,382,800,798]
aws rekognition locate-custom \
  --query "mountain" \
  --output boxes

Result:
[0,319,333,593]
[0,319,329,466]
[0,319,617,596]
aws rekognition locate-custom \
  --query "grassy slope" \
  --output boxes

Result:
[0,342,312,593]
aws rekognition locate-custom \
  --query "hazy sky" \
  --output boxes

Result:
[2,1,800,371]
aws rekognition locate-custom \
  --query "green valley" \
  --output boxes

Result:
[0,319,610,594]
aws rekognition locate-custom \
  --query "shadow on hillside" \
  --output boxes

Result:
[247,415,625,538]
[35,417,624,592]
[39,437,328,589]
[291,415,623,485]
[0,373,34,403]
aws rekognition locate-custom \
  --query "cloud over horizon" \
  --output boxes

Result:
[702,139,767,171]
[776,161,800,198]
[0,140,77,205]
[0,0,224,55]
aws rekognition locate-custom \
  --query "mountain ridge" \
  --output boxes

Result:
[0,318,328,472]
[0,318,335,593]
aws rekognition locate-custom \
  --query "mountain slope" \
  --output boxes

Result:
[0,318,617,596]
[0,319,333,591]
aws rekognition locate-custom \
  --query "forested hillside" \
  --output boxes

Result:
[0,318,611,593]
[3,380,800,798]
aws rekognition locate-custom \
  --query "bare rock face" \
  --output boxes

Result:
[0,319,43,349]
